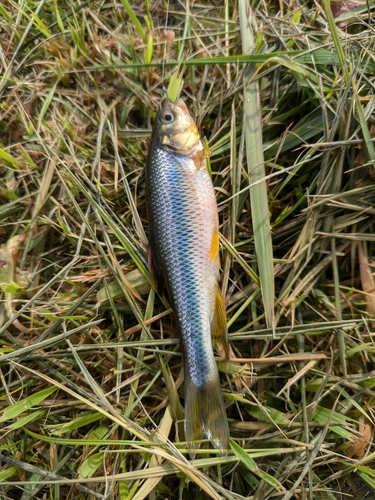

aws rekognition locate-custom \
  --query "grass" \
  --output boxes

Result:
[0,0,375,498]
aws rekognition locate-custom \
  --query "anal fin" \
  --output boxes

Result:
[211,285,229,362]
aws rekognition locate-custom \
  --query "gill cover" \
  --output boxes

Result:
[157,99,199,153]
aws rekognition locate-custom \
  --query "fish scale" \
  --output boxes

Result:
[146,98,229,456]
[149,149,216,380]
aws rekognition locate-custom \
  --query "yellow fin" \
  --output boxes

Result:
[209,230,220,262]
[211,286,229,362]
[184,374,229,458]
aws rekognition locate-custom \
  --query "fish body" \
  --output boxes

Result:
[146,98,229,456]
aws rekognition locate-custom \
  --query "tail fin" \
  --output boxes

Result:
[184,373,229,458]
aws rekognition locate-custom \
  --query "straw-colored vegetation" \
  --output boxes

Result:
[0,0,375,498]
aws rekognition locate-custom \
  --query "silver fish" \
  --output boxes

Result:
[146,98,229,456]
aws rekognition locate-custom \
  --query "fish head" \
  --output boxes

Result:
[156,98,200,154]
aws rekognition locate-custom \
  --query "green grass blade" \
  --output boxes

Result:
[119,0,146,42]
[239,0,275,330]
[230,440,284,490]
[87,48,349,70]
[0,387,57,422]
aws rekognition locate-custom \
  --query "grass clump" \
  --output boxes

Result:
[0,0,375,499]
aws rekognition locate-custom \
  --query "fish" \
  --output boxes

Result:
[146,97,229,457]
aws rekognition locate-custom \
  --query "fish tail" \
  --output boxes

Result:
[184,372,229,458]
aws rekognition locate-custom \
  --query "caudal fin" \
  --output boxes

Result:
[184,373,229,458]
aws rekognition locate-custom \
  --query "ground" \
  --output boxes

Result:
[0,0,375,499]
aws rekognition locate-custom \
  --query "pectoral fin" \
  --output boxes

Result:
[209,229,220,262]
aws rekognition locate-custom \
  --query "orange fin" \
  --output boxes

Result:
[209,229,220,262]
[211,285,229,362]
[193,148,211,171]
[184,374,229,458]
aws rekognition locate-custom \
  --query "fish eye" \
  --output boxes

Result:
[160,111,174,123]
